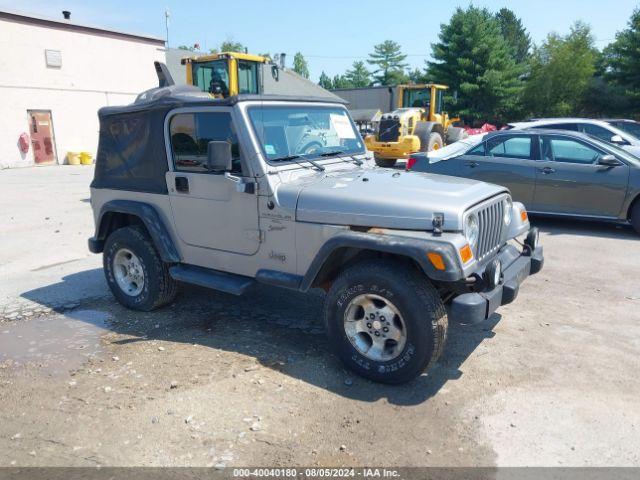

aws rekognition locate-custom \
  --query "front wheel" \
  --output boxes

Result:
[631,201,640,235]
[323,259,448,384]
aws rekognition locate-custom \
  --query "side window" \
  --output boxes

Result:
[169,112,243,174]
[541,136,602,164]
[467,142,485,156]
[237,60,259,94]
[579,123,616,143]
[486,136,532,159]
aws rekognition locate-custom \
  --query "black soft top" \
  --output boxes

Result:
[92,85,347,194]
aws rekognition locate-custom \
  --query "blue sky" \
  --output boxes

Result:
[3,0,639,80]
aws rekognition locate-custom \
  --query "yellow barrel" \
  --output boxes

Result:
[67,152,80,165]
[79,151,93,165]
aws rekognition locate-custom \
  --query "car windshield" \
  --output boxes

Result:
[247,105,364,163]
[608,121,640,139]
[587,135,640,163]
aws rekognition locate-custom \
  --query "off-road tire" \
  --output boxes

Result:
[103,226,178,311]
[426,132,444,151]
[323,259,448,384]
[631,201,640,235]
[374,154,397,168]
[446,126,468,143]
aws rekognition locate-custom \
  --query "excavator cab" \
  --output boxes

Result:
[182,52,266,98]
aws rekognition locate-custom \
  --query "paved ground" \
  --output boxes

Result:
[1,165,639,467]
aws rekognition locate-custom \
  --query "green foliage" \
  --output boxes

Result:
[523,22,597,117]
[603,8,640,109]
[344,61,371,87]
[407,68,428,84]
[427,5,524,122]
[367,40,408,85]
[210,38,245,54]
[496,8,531,64]
[318,71,333,90]
[332,74,353,89]
[293,52,310,79]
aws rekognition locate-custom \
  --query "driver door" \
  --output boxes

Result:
[165,108,260,255]
[533,135,629,217]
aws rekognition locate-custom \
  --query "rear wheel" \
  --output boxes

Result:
[323,259,448,384]
[631,201,640,235]
[103,226,178,311]
[374,154,397,168]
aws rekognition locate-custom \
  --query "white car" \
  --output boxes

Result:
[509,118,640,157]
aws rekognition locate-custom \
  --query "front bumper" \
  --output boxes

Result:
[365,134,420,159]
[449,242,544,324]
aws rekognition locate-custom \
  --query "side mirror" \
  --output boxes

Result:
[206,141,232,172]
[598,154,622,167]
[610,134,626,145]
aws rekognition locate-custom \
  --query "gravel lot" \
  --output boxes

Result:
[1,165,639,467]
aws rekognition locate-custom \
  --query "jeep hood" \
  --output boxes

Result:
[278,169,507,231]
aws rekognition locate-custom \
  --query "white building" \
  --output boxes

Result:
[0,9,166,168]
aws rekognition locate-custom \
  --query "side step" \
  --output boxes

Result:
[169,265,254,296]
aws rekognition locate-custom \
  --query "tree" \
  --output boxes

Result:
[210,38,245,54]
[292,52,310,79]
[427,6,524,123]
[603,8,640,109]
[332,74,353,89]
[523,22,597,117]
[496,8,531,64]
[367,40,408,85]
[407,68,428,84]
[318,71,333,89]
[344,61,371,87]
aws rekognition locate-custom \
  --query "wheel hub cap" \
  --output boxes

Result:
[343,293,407,362]
[113,248,145,296]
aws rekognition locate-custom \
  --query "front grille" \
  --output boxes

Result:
[473,197,506,261]
[378,119,400,142]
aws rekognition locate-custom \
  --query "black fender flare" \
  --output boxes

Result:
[300,231,465,292]
[90,200,180,263]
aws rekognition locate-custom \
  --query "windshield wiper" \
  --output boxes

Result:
[270,154,325,171]
[318,150,344,157]
[319,150,363,166]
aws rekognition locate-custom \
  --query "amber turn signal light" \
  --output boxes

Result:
[427,252,446,271]
[520,209,528,222]
[459,244,473,264]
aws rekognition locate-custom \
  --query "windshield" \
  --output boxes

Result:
[247,105,364,163]
[192,60,230,96]
[588,135,640,163]
[403,88,431,109]
[607,121,640,139]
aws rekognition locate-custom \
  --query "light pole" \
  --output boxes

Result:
[165,8,170,48]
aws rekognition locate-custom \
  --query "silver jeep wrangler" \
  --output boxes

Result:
[88,84,543,384]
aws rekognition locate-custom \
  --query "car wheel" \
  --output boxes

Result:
[374,154,397,168]
[631,201,640,235]
[323,259,448,384]
[103,226,178,311]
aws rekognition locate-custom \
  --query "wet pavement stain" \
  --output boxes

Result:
[0,309,111,376]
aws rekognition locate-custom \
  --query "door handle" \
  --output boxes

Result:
[464,161,479,168]
[175,176,189,192]
[538,167,556,174]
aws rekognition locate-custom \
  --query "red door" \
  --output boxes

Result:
[28,111,56,164]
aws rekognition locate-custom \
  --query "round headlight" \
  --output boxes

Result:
[465,214,479,248]
[503,197,513,226]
